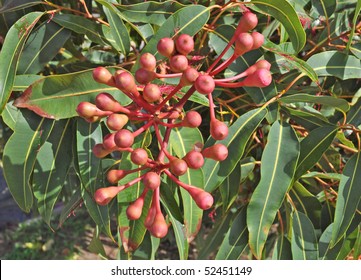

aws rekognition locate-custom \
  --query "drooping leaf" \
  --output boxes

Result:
[115,1,184,26]
[331,152,361,245]
[13,74,41,91]
[272,235,292,260]
[247,121,300,259]
[346,98,361,128]
[58,188,83,228]
[2,110,54,212]
[33,119,73,227]
[1,102,20,130]
[97,0,130,55]
[291,210,319,260]
[307,51,361,80]
[17,21,71,74]
[311,0,337,18]
[0,11,44,114]
[215,207,249,260]
[0,0,43,13]
[52,13,111,46]
[88,226,107,259]
[14,67,131,119]
[280,94,350,114]
[204,108,267,192]
[197,211,234,260]
[250,0,306,53]
[294,125,338,179]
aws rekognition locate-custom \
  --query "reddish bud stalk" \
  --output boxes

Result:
[154,84,182,111]
[132,120,155,138]
[215,68,272,88]
[209,53,238,76]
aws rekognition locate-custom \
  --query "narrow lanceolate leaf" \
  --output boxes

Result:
[319,224,344,260]
[215,207,249,260]
[0,12,44,114]
[204,108,267,192]
[197,212,234,260]
[0,1,43,13]
[33,119,73,227]
[161,195,189,260]
[250,0,306,53]
[76,118,102,191]
[346,98,361,128]
[13,74,41,91]
[346,0,361,51]
[307,51,361,80]
[97,0,130,54]
[247,121,300,259]
[1,102,20,131]
[14,67,131,119]
[138,5,210,65]
[116,1,184,25]
[53,14,111,45]
[280,94,350,114]
[331,152,361,245]
[2,110,54,212]
[294,125,338,179]
[291,211,319,260]
[311,0,336,18]
[272,235,292,260]
[17,21,71,74]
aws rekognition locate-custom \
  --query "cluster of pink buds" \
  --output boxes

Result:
[76,11,271,238]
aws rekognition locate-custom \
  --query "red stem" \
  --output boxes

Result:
[206,36,237,74]
[155,72,182,79]
[214,81,246,88]
[163,169,192,190]
[155,84,183,111]
[133,120,154,137]
[173,85,196,110]
[210,53,238,76]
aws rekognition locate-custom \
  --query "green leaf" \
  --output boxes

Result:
[0,11,43,114]
[301,172,342,181]
[247,121,300,259]
[33,119,73,227]
[350,43,361,60]
[250,0,306,53]
[13,74,41,91]
[97,1,131,55]
[2,110,54,212]
[319,224,344,260]
[336,226,359,260]
[346,0,361,51]
[311,0,337,18]
[1,102,20,130]
[291,211,319,260]
[169,126,203,158]
[197,211,234,259]
[307,51,361,80]
[272,235,292,260]
[294,125,338,179]
[52,14,111,46]
[204,108,267,192]
[0,1,43,13]
[116,1,184,26]
[137,5,210,65]
[17,21,71,74]
[58,188,82,228]
[331,152,361,245]
[215,207,248,260]
[346,98,361,127]
[280,94,350,114]
[13,67,131,119]
[88,227,107,259]
[289,182,322,228]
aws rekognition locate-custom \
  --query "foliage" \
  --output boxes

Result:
[0,0,360,260]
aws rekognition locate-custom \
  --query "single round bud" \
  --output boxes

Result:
[150,213,168,238]
[102,133,117,150]
[114,129,134,148]
[139,53,157,71]
[143,84,161,103]
[182,110,202,128]
[95,93,119,112]
[135,68,156,84]
[180,67,199,86]
[94,186,120,206]
[175,34,194,55]
[157,37,175,57]
[107,169,128,184]
[183,150,204,169]
[202,143,228,161]
[93,67,115,86]
[76,102,99,118]
[115,71,136,92]
[251,31,264,49]
[169,158,188,176]
[235,12,258,35]
[143,172,161,190]
[234,32,254,56]
[126,197,145,220]
[93,143,110,158]
[210,119,229,140]
[255,59,271,70]
[169,55,189,73]
[106,113,129,131]
[130,148,149,165]
[186,186,214,210]
[195,74,215,95]
[242,68,272,88]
